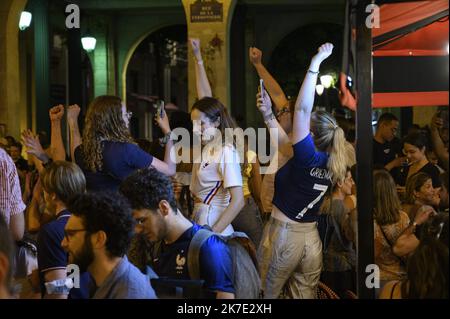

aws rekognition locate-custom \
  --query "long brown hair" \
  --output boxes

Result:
[191,97,237,137]
[82,95,134,172]
[373,169,402,225]
[310,110,348,185]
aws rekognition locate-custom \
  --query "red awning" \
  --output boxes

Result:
[373,16,448,57]
[340,0,449,109]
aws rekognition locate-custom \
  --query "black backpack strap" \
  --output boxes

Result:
[187,228,215,280]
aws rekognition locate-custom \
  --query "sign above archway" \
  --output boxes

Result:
[183,0,236,110]
[190,0,223,23]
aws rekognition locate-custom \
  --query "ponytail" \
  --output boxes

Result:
[328,126,348,185]
[311,110,348,185]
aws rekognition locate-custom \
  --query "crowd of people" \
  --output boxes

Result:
[0,39,448,300]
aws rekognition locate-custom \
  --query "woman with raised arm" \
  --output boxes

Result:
[73,95,175,192]
[249,47,292,134]
[188,38,244,235]
[257,43,348,299]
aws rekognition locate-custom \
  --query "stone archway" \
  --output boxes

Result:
[0,0,28,139]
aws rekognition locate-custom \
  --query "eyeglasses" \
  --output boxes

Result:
[63,229,87,241]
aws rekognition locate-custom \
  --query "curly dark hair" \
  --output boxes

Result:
[68,192,134,258]
[120,168,178,213]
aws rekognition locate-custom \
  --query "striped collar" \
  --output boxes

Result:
[56,209,71,220]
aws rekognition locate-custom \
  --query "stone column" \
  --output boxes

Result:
[182,0,236,110]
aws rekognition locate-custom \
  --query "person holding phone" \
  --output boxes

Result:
[257,43,348,299]
[70,95,175,192]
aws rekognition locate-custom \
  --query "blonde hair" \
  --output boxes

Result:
[82,95,134,172]
[311,111,348,185]
[41,161,86,204]
[373,169,401,225]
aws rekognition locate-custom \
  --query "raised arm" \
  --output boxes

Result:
[292,43,333,144]
[49,105,66,161]
[189,38,212,99]
[256,90,290,151]
[67,104,82,162]
[150,107,176,176]
[249,47,289,111]
[22,130,51,168]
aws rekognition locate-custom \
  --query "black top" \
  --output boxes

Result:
[373,139,396,168]
[394,162,442,188]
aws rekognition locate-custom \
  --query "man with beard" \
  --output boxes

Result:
[62,192,156,299]
[120,168,235,299]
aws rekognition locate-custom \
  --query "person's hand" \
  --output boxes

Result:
[67,104,81,124]
[21,130,48,163]
[311,43,334,65]
[430,112,444,132]
[49,105,64,122]
[189,38,202,61]
[256,90,273,120]
[393,156,408,168]
[414,205,436,225]
[249,47,262,65]
[155,105,171,135]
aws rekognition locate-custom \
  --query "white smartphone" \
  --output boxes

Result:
[259,79,265,98]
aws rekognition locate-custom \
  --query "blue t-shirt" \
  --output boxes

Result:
[153,223,234,296]
[273,133,332,222]
[37,210,91,299]
[74,141,153,192]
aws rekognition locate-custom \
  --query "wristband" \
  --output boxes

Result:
[159,131,173,146]
[308,69,319,74]
[45,278,74,295]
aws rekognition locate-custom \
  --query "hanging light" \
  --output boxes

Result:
[19,11,32,30]
[81,34,96,52]
[320,75,333,89]
[315,84,324,96]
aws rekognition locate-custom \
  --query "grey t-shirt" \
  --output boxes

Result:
[93,256,157,299]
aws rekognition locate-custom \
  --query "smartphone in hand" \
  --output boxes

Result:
[259,79,265,98]
[154,100,165,118]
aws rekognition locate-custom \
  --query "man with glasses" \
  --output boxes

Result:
[63,191,156,299]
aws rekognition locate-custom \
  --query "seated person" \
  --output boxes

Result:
[402,172,440,222]
[64,192,156,299]
[120,168,235,299]
[379,213,448,299]
[394,132,441,188]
